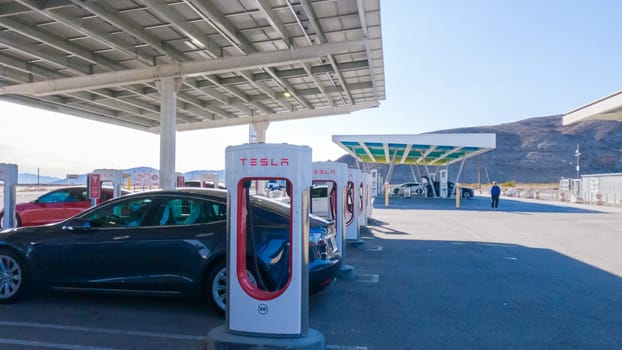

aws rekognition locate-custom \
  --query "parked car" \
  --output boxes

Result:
[0,188,341,314]
[391,182,426,196]
[182,180,224,189]
[0,186,127,229]
[424,180,474,199]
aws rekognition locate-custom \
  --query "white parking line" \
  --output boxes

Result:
[365,245,383,251]
[0,321,206,341]
[356,274,379,283]
[326,345,368,350]
[0,338,121,350]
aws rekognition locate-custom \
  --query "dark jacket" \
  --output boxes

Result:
[491,185,501,197]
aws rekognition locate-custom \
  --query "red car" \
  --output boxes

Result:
[0,186,122,228]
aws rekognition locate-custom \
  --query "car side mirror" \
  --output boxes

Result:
[62,218,91,230]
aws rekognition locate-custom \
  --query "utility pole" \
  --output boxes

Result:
[574,144,581,179]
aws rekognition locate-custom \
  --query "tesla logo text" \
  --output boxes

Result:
[313,169,336,175]
[239,158,289,166]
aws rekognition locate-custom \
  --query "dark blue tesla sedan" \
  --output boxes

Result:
[0,188,341,314]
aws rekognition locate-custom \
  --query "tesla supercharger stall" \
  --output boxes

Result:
[370,169,379,197]
[345,168,361,243]
[364,172,374,220]
[440,169,448,198]
[358,171,368,227]
[176,174,185,187]
[312,162,349,273]
[87,169,124,206]
[217,143,324,346]
[0,163,18,229]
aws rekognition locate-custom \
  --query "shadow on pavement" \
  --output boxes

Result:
[311,230,622,349]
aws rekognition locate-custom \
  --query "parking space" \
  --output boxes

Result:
[0,292,216,349]
[1,195,622,349]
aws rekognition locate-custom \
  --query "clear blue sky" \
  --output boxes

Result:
[1,1,621,178]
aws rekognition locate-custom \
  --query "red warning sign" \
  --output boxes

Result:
[88,173,101,200]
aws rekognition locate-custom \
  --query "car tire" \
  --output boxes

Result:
[205,259,259,315]
[0,249,28,303]
[462,191,471,199]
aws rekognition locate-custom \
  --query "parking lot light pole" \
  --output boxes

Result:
[575,144,581,179]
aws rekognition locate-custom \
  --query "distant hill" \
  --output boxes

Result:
[18,173,63,184]
[337,115,622,184]
[18,167,225,185]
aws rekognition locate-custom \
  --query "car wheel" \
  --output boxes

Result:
[0,249,27,303]
[393,188,399,195]
[205,260,259,315]
[462,191,471,199]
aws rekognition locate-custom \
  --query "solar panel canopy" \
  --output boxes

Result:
[563,90,622,125]
[0,0,384,132]
[332,133,496,166]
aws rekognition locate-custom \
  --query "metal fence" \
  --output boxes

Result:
[559,173,622,206]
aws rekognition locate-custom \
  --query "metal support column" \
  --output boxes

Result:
[452,158,467,197]
[409,165,417,182]
[250,121,270,143]
[415,165,424,184]
[384,150,399,184]
[0,163,17,229]
[158,77,180,190]
[424,164,437,197]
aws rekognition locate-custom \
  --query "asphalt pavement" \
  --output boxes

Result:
[310,195,622,349]
[0,194,621,349]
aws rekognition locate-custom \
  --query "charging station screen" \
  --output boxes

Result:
[237,177,292,300]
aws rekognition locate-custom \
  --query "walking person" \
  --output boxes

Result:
[490,181,501,209]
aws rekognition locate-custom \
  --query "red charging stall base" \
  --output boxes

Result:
[207,325,324,350]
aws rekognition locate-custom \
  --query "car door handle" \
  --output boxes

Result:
[112,235,130,240]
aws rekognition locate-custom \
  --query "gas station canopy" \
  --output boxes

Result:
[332,133,496,166]
[563,90,622,125]
[0,0,384,132]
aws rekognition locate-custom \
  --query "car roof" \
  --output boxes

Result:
[43,185,121,191]
[112,187,327,224]
[125,187,227,200]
